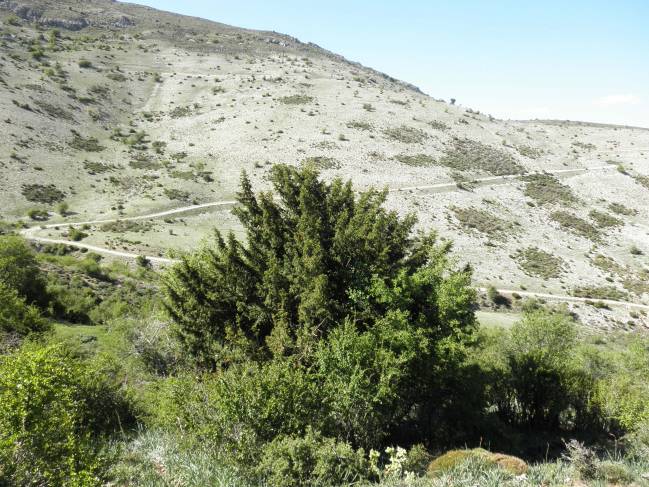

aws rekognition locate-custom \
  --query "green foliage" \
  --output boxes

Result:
[256,428,374,486]
[69,227,89,241]
[498,309,599,431]
[571,285,628,301]
[27,208,49,221]
[163,188,190,201]
[0,235,48,306]
[609,202,636,216]
[165,165,475,368]
[57,201,70,216]
[99,220,151,233]
[153,359,323,466]
[346,120,374,131]
[0,282,48,337]
[595,339,649,431]
[634,175,649,190]
[0,344,136,485]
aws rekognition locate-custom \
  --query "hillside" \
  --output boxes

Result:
[1,0,649,331]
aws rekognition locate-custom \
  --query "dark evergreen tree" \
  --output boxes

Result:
[164,164,476,370]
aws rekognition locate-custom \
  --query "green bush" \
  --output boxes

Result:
[0,282,48,337]
[27,208,50,221]
[153,359,324,466]
[500,309,599,431]
[595,338,649,432]
[0,235,48,306]
[315,316,433,448]
[256,429,374,486]
[0,344,136,485]
[22,183,66,204]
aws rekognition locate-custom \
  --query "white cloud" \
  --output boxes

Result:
[593,94,640,107]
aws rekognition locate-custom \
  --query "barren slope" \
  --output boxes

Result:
[1,0,649,330]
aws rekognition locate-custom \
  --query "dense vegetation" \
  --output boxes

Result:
[0,167,648,486]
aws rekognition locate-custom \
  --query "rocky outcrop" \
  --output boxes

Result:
[0,1,133,30]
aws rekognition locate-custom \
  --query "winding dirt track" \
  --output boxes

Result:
[20,164,649,310]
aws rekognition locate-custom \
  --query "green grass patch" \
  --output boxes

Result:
[427,120,449,131]
[169,106,192,118]
[34,100,74,121]
[83,160,114,174]
[129,157,162,170]
[633,175,649,190]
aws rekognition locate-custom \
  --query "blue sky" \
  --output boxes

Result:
[135,1,649,127]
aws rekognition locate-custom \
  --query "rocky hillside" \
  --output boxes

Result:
[1,0,649,330]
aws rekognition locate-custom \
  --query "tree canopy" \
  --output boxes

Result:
[164,164,476,368]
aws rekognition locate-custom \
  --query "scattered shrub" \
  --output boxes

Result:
[69,134,105,152]
[589,209,622,228]
[515,247,565,279]
[609,202,636,216]
[22,183,66,204]
[301,156,340,170]
[551,211,601,242]
[383,125,429,144]
[27,208,49,221]
[394,153,436,167]
[523,173,577,205]
[452,206,516,240]
[279,94,313,105]
[571,285,628,301]
[439,138,523,175]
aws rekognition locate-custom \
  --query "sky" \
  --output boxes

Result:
[135,1,649,127]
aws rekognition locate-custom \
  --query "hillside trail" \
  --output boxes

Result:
[19,164,649,311]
